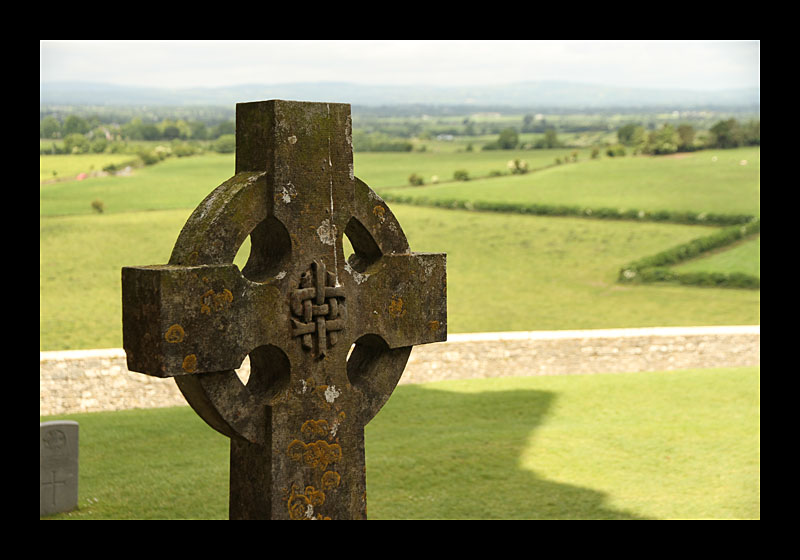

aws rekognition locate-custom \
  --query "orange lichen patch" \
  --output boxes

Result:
[305,486,325,507]
[312,384,335,410]
[427,320,440,332]
[287,487,311,520]
[200,288,234,315]
[182,354,198,373]
[287,484,327,520]
[287,439,306,462]
[321,470,341,490]
[164,324,185,343]
[301,419,329,439]
[389,295,406,318]
[287,439,342,470]
[373,205,385,221]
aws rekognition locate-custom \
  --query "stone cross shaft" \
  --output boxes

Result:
[121,100,447,520]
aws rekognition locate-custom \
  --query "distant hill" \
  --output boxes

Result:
[40,80,760,110]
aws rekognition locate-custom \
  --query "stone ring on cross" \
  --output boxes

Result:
[121,100,447,520]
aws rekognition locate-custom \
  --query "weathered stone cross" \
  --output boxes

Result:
[121,100,447,520]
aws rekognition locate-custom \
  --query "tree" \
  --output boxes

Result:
[140,124,160,141]
[463,119,475,136]
[676,124,696,151]
[40,116,61,139]
[63,115,90,136]
[63,133,90,154]
[211,121,235,139]
[709,119,742,149]
[741,120,760,146]
[90,137,108,153]
[213,134,236,153]
[617,123,639,145]
[496,127,519,149]
[162,125,181,140]
[631,126,647,151]
[534,128,561,149]
[644,124,679,155]
[188,121,208,140]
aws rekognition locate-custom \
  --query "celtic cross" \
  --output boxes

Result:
[121,100,447,520]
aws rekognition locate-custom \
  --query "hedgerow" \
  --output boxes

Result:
[618,218,760,289]
[380,194,756,227]
[380,193,760,289]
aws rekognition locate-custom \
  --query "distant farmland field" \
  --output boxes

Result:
[40,146,759,351]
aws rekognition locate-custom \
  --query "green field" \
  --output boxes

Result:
[40,367,759,520]
[40,153,141,183]
[674,235,760,276]
[381,148,760,217]
[40,146,759,351]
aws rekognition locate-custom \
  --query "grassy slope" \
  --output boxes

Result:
[674,235,760,276]
[40,204,759,350]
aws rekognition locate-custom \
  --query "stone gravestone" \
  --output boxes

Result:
[122,100,447,520]
[40,421,79,516]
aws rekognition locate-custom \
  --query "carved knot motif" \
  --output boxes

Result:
[291,260,346,357]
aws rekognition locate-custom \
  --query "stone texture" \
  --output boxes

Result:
[120,100,446,520]
[40,421,79,517]
[40,326,760,416]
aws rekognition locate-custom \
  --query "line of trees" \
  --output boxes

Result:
[41,111,760,158]
[40,114,235,143]
[616,118,759,154]
[481,117,759,155]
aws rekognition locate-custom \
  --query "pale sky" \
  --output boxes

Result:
[40,40,759,91]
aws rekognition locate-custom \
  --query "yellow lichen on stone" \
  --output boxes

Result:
[287,439,306,462]
[301,419,329,439]
[200,288,234,315]
[286,484,328,520]
[389,295,406,318]
[321,470,341,490]
[182,354,198,373]
[287,439,342,470]
[164,324,185,343]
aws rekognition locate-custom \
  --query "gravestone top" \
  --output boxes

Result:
[40,421,79,517]
[122,99,447,519]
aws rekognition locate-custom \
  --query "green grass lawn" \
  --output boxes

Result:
[40,367,760,520]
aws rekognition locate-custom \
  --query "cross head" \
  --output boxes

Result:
[122,100,447,520]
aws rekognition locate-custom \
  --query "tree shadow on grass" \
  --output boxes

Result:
[365,384,652,520]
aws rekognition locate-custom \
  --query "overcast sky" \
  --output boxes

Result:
[40,40,759,91]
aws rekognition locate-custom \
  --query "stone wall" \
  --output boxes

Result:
[40,326,759,416]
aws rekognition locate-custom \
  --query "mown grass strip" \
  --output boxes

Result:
[40,367,760,520]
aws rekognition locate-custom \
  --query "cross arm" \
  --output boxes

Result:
[122,263,284,377]
[347,252,447,350]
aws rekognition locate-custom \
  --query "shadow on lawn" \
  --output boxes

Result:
[366,384,651,520]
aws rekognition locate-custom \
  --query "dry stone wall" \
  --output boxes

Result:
[40,326,759,416]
